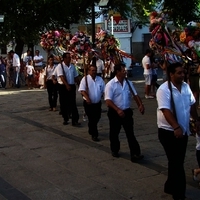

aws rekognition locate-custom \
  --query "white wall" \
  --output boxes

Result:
[132,25,149,42]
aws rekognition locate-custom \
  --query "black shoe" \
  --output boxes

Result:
[92,136,99,142]
[112,152,120,158]
[131,154,144,162]
[63,121,69,125]
[72,122,81,127]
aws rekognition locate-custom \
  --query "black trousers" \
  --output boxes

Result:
[158,128,188,199]
[107,108,141,156]
[46,80,58,109]
[58,84,79,124]
[83,100,101,137]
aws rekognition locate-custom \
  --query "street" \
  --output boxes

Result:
[0,76,200,200]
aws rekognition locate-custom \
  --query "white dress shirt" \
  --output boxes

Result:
[56,62,78,84]
[13,53,20,67]
[78,75,105,103]
[104,77,137,110]
[157,81,195,135]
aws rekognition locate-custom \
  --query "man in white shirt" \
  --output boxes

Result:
[142,49,154,99]
[78,64,105,141]
[105,63,145,162]
[33,50,44,71]
[22,50,32,65]
[91,56,105,78]
[56,52,80,126]
[8,50,20,88]
[156,62,200,199]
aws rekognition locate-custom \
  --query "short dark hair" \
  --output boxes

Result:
[114,63,126,74]
[48,54,54,60]
[9,50,14,54]
[145,49,151,55]
[167,62,182,75]
[62,52,70,59]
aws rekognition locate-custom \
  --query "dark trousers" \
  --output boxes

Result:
[107,108,141,156]
[58,84,79,124]
[83,100,101,137]
[46,80,58,109]
[158,128,188,199]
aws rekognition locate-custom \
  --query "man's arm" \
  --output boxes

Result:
[105,99,125,118]
[60,75,70,91]
[161,108,183,138]
[80,91,91,104]
[133,95,145,114]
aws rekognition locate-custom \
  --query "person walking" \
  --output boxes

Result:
[56,52,80,126]
[156,62,200,200]
[78,64,105,141]
[104,63,145,162]
[44,55,58,111]
[8,50,20,88]
[142,49,154,99]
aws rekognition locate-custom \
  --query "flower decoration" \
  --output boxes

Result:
[40,29,92,58]
[40,28,72,55]
[69,31,92,55]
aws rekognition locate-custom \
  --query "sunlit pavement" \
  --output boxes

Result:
[0,76,200,200]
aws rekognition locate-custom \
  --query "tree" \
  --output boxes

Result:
[0,0,200,57]
[162,0,200,27]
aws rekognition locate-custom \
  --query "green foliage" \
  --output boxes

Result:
[0,0,200,52]
[163,0,200,27]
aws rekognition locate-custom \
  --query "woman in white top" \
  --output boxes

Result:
[44,55,58,111]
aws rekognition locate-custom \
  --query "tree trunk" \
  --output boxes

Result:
[28,43,34,58]
[15,38,24,59]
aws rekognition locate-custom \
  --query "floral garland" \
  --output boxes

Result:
[148,11,191,64]
[40,28,72,54]
[40,28,135,65]
[40,29,92,57]
[95,29,135,63]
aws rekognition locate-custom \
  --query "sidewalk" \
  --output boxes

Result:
[0,78,200,200]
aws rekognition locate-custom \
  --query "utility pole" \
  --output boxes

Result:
[91,2,96,48]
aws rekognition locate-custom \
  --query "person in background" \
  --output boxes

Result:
[33,50,44,73]
[44,55,58,111]
[25,59,35,89]
[188,51,200,107]
[0,56,6,89]
[158,60,168,82]
[38,68,45,89]
[156,62,200,200]
[150,56,160,95]
[8,50,20,88]
[142,49,154,99]
[19,59,26,86]
[78,64,105,141]
[104,63,145,162]
[5,54,12,88]
[192,133,200,187]
[96,57,105,78]
[23,50,32,66]
[56,52,80,126]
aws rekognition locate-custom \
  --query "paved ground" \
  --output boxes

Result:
[0,74,200,200]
